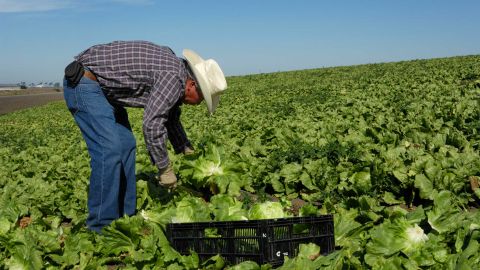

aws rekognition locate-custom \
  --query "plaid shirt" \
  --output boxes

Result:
[75,40,192,170]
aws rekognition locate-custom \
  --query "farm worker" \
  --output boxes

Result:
[63,40,227,233]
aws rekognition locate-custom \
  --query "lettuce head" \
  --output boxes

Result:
[248,201,286,220]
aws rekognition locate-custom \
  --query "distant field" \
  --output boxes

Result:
[0,88,64,115]
[0,87,62,97]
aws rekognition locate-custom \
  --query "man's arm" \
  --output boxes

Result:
[142,72,183,170]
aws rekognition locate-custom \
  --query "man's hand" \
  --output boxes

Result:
[183,146,195,155]
[158,163,177,188]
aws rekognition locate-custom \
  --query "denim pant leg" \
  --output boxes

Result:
[63,77,136,233]
[113,105,137,217]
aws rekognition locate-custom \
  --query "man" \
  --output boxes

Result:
[63,40,227,233]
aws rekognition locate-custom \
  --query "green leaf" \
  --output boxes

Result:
[297,243,321,260]
[159,232,182,263]
[0,216,11,235]
[424,161,441,181]
[382,192,403,205]
[300,172,317,191]
[269,173,285,193]
[248,201,285,220]
[392,169,408,183]
[200,254,225,270]
[414,174,434,200]
[406,205,426,224]
[50,232,94,266]
[334,207,362,247]
[351,170,371,194]
[364,253,405,270]
[5,243,43,270]
[171,197,212,223]
[427,191,463,234]
[280,163,303,182]
[210,194,248,221]
[100,226,136,255]
[299,203,319,217]
[228,261,260,270]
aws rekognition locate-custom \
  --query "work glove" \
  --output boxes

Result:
[183,146,195,155]
[158,163,177,189]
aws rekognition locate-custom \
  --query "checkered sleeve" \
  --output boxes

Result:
[142,71,183,170]
[166,104,192,154]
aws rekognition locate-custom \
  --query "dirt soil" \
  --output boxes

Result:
[0,88,64,115]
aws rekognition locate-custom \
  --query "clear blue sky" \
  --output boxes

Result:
[0,0,479,84]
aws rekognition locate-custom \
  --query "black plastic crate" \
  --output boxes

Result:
[166,215,334,266]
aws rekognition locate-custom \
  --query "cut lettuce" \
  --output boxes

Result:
[248,201,286,220]
[367,218,428,256]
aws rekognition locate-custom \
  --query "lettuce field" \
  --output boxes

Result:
[1,55,480,269]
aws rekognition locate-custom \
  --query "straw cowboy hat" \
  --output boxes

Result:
[183,49,227,114]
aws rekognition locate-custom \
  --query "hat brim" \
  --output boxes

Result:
[183,49,216,114]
